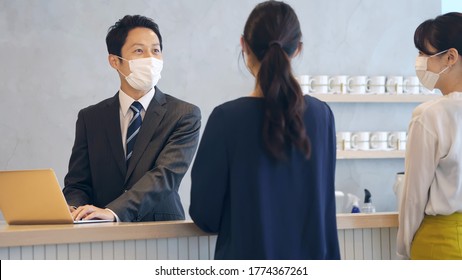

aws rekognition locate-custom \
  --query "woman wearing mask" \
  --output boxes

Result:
[190,0,339,260]
[397,12,462,259]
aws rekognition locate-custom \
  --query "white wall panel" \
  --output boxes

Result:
[57,244,68,260]
[146,239,157,260]
[209,235,217,259]
[135,239,147,260]
[371,228,382,260]
[0,247,8,260]
[337,230,345,259]
[79,242,91,260]
[91,242,103,260]
[45,245,57,260]
[167,238,178,260]
[353,229,364,260]
[380,228,391,260]
[9,247,21,260]
[68,243,80,260]
[102,241,114,260]
[0,227,400,260]
[362,229,373,260]
[21,246,33,260]
[178,237,189,260]
[188,236,199,260]
[156,238,168,260]
[113,241,125,260]
[199,236,210,260]
[124,240,136,260]
[33,245,45,260]
[344,229,355,259]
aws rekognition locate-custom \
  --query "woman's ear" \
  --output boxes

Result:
[447,48,459,66]
[291,42,303,59]
[240,36,246,53]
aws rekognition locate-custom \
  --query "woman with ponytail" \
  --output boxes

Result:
[190,0,339,260]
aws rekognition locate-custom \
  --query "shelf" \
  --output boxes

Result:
[310,93,440,103]
[337,150,405,159]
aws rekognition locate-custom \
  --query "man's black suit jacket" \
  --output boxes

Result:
[63,87,201,222]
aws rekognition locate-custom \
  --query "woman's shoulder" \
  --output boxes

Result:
[210,95,332,120]
[412,99,439,119]
[304,94,326,105]
[304,94,333,115]
[205,97,263,125]
[411,94,458,119]
[214,97,263,114]
[220,96,262,106]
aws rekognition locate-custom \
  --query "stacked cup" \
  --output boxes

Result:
[336,131,407,151]
[297,74,438,95]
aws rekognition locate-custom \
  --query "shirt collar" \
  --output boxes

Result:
[119,87,155,117]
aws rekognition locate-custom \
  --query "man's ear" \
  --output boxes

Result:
[108,54,120,70]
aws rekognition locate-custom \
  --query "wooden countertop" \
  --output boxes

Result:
[0,212,398,248]
[336,212,398,229]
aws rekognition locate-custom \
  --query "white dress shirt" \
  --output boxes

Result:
[119,88,155,156]
[397,91,462,259]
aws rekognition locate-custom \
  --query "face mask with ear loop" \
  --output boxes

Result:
[115,56,163,92]
[415,49,450,90]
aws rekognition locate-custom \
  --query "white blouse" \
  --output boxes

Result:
[397,91,462,259]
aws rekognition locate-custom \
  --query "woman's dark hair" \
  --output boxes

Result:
[414,12,462,55]
[243,0,310,160]
[106,15,163,57]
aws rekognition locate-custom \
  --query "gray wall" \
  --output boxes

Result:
[0,0,441,219]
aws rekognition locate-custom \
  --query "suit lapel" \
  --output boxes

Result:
[125,87,167,183]
[104,93,127,179]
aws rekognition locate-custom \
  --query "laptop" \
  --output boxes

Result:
[0,169,113,225]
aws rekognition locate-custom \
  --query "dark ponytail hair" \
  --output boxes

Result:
[414,12,462,55]
[243,0,310,160]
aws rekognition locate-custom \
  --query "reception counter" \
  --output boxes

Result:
[0,212,398,260]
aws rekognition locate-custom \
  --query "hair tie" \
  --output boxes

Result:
[269,40,283,48]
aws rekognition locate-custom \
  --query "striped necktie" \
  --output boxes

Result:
[126,101,143,164]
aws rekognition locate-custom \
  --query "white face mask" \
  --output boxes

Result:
[415,49,449,91]
[117,56,163,91]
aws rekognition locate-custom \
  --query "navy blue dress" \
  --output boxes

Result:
[190,95,340,260]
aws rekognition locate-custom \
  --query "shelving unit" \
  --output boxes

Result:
[306,87,440,212]
[337,150,405,159]
[310,93,440,103]
[321,93,431,159]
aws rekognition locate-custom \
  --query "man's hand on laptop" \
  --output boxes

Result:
[71,205,116,222]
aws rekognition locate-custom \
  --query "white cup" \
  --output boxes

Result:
[336,131,351,150]
[403,76,420,94]
[388,131,407,150]
[386,76,404,94]
[329,75,349,94]
[369,131,388,150]
[347,76,368,94]
[309,75,330,94]
[298,75,310,94]
[366,76,386,94]
[351,132,370,150]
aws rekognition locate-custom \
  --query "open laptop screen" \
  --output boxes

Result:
[0,169,112,225]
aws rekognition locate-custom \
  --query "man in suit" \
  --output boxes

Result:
[63,15,201,222]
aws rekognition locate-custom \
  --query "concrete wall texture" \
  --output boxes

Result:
[0,0,441,218]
